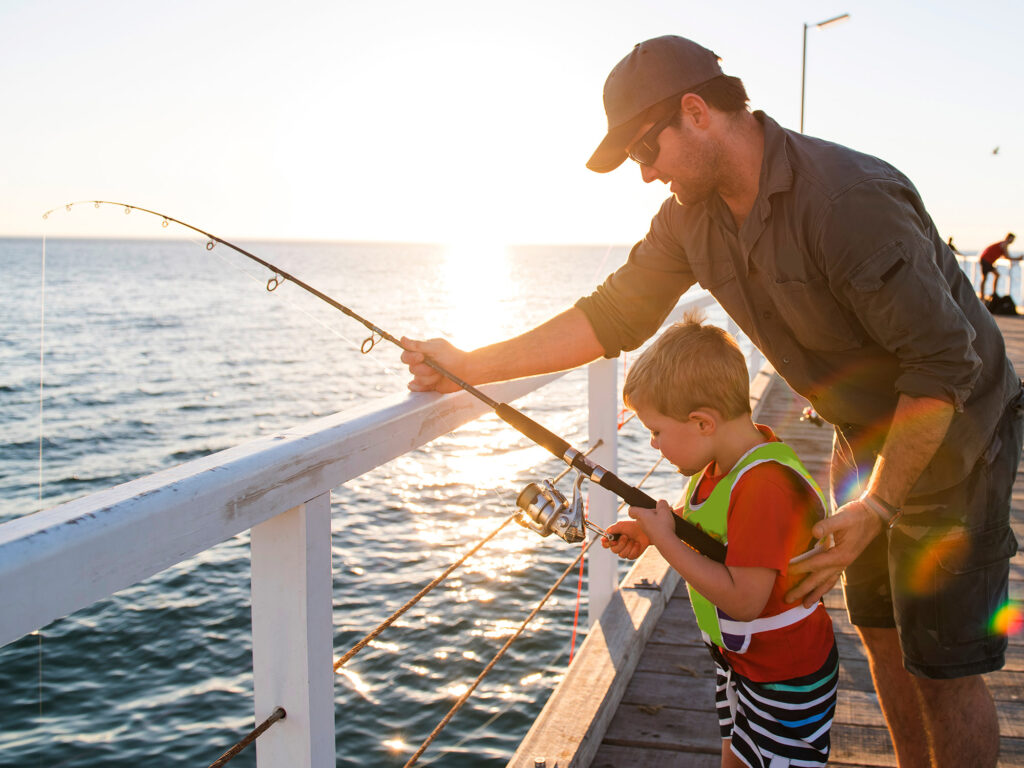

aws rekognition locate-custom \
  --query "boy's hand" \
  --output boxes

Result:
[602,520,650,560]
[628,499,676,545]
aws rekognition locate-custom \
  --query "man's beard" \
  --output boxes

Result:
[669,140,720,207]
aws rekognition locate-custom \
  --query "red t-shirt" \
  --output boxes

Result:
[692,432,834,682]
[980,241,1005,265]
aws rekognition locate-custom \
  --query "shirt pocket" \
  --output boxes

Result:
[770,276,862,352]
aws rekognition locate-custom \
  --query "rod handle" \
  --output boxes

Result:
[494,403,572,458]
[595,471,727,563]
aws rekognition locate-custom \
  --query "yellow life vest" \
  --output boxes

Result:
[682,440,826,653]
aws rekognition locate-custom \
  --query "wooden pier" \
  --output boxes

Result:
[512,315,1024,767]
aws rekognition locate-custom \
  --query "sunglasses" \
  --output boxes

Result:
[627,110,678,166]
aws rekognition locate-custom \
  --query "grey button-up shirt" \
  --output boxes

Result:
[577,112,1019,496]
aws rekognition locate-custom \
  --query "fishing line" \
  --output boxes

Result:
[196,236,399,378]
[36,229,47,744]
[44,201,725,563]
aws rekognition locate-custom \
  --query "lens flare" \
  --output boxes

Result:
[901,529,967,596]
[990,602,1024,637]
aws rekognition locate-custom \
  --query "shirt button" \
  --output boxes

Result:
[762,310,773,319]
[783,357,791,364]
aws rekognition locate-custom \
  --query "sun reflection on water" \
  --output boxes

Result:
[436,241,516,351]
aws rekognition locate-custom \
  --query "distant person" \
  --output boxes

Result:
[402,35,1022,766]
[979,232,1019,298]
[947,236,961,254]
[604,314,837,768]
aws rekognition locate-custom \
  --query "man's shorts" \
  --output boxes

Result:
[835,391,1023,679]
[714,643,838,768]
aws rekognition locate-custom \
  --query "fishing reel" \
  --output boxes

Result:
[514,471,616,544]
[514,472,587,543]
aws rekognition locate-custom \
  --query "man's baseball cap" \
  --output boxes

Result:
[587,36,723,173]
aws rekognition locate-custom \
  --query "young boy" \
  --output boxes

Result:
[603,312,837,768]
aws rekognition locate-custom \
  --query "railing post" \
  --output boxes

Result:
[726,318,763,382]
[587,357,619,625]
[251,493,336,767]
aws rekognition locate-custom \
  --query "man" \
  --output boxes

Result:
[978,232,1018,299]
[402,36,1021,766]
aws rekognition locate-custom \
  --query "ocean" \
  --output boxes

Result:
[0,232,703,767]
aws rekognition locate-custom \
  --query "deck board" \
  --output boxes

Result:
[591,314,1024,768]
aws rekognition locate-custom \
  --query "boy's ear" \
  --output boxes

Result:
[688,408,719,434]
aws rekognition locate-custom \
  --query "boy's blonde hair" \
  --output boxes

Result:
[623,310,751,421]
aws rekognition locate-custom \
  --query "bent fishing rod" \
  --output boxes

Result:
[47,200,726,562]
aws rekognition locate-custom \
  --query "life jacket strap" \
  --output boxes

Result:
[718,602,819,637]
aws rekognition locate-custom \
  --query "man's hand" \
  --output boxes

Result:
[602,520,650,560]
[400,337,470,394]
[785,499,884,606]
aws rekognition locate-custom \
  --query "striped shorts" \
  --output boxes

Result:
[715,643,838,768]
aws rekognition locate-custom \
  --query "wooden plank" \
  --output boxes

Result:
[507,549,681,768]
[251,494,335,767]
[586,356,621,625]
[601,703,720,753]
[591,743,721,767]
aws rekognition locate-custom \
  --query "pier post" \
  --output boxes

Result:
[250,493,336,767]
[587,357,619,625]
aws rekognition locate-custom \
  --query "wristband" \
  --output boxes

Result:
[859,491,903,529]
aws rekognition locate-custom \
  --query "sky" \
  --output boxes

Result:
[1,0,1022,251]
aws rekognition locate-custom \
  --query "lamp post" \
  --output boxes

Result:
[801,13,850,133]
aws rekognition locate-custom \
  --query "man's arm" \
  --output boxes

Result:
[401,307,605,393]
[786,393,955,605]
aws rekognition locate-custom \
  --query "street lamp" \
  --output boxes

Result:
[801,13,850,133]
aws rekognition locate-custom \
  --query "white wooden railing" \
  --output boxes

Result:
[0,291,750,766]
[958,255,1022,304]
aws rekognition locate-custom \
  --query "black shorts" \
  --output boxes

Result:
[833,393,1023,679]
[981,260,997,277]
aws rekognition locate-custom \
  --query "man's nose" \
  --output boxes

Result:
[640,164,661,184]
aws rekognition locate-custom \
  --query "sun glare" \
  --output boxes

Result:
[437,240,514,350]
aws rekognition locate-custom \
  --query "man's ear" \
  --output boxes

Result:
[679,91,711,128]
[689,408,719,435]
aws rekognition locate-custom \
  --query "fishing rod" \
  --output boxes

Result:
[45,201,726,563]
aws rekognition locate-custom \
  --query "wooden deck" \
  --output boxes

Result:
[513,315,1024,767]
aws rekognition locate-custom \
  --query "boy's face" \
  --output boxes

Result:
[634,404,714,477]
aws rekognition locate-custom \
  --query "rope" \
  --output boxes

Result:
[616,455,664,513]
[207,707,286,768]
[333,516,514,671]
[402,538,595,767]
[333,441,604,672]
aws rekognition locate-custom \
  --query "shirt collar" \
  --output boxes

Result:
[752,111,794,219]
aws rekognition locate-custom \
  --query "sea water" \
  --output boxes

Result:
[0,234,698,767]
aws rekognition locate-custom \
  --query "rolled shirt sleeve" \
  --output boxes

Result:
[817,178,981,411]
[575,197,697,357]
